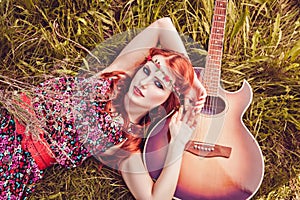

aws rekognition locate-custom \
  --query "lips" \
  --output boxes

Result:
[133,86,144,97]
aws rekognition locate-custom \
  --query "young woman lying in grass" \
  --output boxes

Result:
[0,17,206,199]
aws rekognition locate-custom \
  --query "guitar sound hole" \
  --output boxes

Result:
[201,95,226,115]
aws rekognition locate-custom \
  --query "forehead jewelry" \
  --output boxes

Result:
[146,55,180,98]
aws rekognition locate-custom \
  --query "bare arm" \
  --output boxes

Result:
[101,17,188,76]
[120,108,195,200]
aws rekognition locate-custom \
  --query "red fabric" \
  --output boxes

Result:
[14,93,56,170]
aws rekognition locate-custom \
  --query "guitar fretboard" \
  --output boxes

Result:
[203,0,228,96]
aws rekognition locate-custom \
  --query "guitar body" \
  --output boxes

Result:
[174,80,264,199]
[143,81,264,200]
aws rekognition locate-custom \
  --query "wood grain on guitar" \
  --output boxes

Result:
[143,0,264,199]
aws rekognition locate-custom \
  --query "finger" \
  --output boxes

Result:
[188,109,197,127]
[193,98,206,114]
[194,101,205,109]
[199,83,207,95]
[194,100,205,110]
[182,106,193,123]
[193,107,203,115]
[197,89,207,101]
[184,97,197,109]
[196,93,207,102]
[184,96,193,112]
[178,106,184,122]
[195,98,206,105]
[171,111,179,123]
[191,117,198,129]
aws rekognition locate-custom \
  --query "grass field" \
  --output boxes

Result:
[0,0,299,199]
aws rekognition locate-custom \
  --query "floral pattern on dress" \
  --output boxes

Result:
[0,107,43,200]
[32,76,126,167]
[0,75,126,199]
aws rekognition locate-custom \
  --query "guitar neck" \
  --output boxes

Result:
[203,0,228,96]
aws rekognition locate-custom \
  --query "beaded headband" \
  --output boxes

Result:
[146,55,180,98]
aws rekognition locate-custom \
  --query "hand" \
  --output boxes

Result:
[184,76,207,115]
[169,106,196,146]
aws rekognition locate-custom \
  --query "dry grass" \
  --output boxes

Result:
[0,0,299,199]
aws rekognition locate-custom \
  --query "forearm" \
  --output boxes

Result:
[118,17,187,58]
[156,18,188,57]
[147,110,195,199]
[150,140,186,199]
[104,18,188,75]
[120,140,186,200]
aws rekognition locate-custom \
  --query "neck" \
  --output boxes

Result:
[123,95,148,124]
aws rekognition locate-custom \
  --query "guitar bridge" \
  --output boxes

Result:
[185,141,232,158]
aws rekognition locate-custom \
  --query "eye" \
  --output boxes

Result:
[143,66,150,75]
[154,80,164,89]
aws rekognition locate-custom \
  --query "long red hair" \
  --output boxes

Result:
[99,47,194,168]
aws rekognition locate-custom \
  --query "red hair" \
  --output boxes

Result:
[98,47,195,168]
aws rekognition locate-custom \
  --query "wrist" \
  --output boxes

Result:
[169,138,187,152]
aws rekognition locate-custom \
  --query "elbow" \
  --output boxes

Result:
[135,189,175,200]
[134,195,171,200]
[156,17,173,26]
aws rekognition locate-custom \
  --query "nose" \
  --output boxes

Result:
[140,75,153,88]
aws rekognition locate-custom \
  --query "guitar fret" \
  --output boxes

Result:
[209,49,222,56]
[214,15,226,22]
[206,81,219,86]
[205,74,220,78]
[212,21,225,28]
[205,70,221,76]
[210,40,223,46]
[210,38,224,44]
[209,59,221,63]
[206,66,220,70]
[215,8,226,15]
[206,88,219,96]
[208,56,221,62]
[209,55,222,60]
[208,61,221,66]
[204,71,220,78]
[206,84,219,88]
[206,83,219,88]
[211,32,224,36]
[209,44,223,51]
[204,76,220,82]
[205,70,220,74]
[205,77,220,82]
[206,83,219,87]
[211,27,224,35]
[216,1,227,9]
[211,33,225,40]
[207,63,221,67]
[205,74,220,80]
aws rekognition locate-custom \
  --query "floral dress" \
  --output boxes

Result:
[0,76,126,199]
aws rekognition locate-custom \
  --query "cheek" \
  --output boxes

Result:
[148,89,170,105]
[129,72,142,87]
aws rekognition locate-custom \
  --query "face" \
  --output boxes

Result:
[125,55,176,113]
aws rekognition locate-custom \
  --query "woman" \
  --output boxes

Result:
[0,18,206,199]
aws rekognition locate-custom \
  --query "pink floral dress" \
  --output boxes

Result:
[0,76,126,199]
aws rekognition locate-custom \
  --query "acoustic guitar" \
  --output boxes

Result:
[143,0,264,199]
